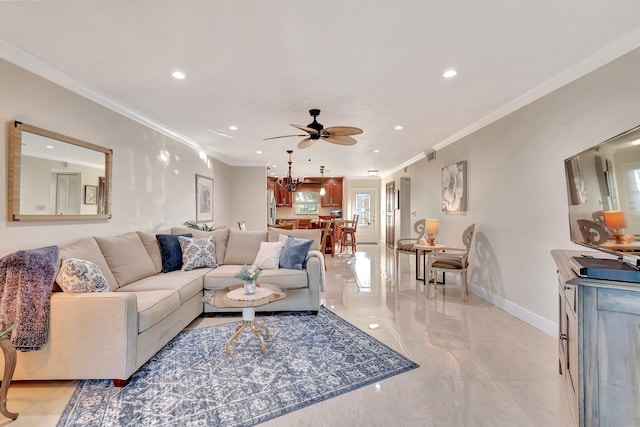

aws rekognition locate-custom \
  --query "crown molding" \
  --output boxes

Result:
[379,151,426,178]
[432,27,640,151]
[0,37,206,154]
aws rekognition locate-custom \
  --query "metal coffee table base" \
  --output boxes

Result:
[225,307,271,355]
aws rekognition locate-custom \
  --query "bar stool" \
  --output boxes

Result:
[340,214,359,253]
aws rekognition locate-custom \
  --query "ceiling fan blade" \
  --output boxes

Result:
[263,134,308,140]
[323,126,363,136]
[290,124,319,135]
[323,135,357,146]
[297,138,315,149]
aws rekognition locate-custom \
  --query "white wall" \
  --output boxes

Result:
[0,58,260,256]
[228,166,267,231]
[383,47,640,335]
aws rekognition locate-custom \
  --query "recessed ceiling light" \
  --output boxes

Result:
[45,145,54,149]
[373,150,380,153]
[171,71,186,80]
[256,150,262,154]
[229,125,238,131]
[443,69,457,78]
[394,125,403,130]
[631,138,640,145]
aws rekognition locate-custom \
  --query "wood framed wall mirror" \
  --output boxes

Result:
[8,121,113,221]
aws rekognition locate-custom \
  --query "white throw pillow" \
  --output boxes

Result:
[178,236,218,271]
[56,258,110,293]
[253,241,284,270]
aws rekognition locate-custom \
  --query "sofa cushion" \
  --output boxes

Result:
[96,232,157,287]
[56,258,110,293]
[178,236,218,271]
[58,237,119,291]
[121,269,206,304]
[223,229,267,265]
[122,290,180,333]
[268,228,321,251]
[156,233,192,273]
[136,231,164,273]
[279,236,313,270]
[253,241,284,270]
[171,227,229,265]
[204,265,307,290]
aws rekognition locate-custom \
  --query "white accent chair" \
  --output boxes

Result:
[395,219,426,279]
[425,224,475,301]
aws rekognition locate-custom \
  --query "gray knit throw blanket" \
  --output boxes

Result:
[0,245,58,351]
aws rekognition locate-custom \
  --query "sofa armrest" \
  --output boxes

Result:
[41,292,138,379]
[305,250,325,292]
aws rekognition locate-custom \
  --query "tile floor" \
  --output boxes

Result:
[3,244,574,426]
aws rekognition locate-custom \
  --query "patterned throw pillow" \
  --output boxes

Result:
[253,241,284,270]
[178,236,218,271]
[56,258,110,293]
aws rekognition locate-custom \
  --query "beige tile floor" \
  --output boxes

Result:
[2,244,574,426]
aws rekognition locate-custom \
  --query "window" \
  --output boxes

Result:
[355,193,371,225]
[295,191,319,214]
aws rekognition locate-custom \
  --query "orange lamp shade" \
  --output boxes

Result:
[604,210,626,230]
[425,219,439,235]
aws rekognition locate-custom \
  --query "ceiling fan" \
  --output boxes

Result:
[264,109,363,149]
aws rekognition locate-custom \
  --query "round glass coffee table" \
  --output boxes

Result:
[224,287,273,355]
[0,315,18,420]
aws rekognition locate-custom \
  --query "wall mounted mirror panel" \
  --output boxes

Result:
[8,121,112,221]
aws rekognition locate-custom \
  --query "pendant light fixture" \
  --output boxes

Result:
[320,165,326,196]
[279,150,300,192]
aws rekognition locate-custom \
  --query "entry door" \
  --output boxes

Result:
[350,188,377,243]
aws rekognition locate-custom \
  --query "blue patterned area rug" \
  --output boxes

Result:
[57,307,418,427]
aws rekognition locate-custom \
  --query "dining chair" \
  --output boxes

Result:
[268,223,294,230]
[319,218,334,269]
[297,218,312,229]
[425,224,475,302]
[339,214,359,253]
[279,219,299,229]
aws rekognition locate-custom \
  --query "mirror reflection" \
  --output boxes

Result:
[8,121,112,221]
[566,124,640,254]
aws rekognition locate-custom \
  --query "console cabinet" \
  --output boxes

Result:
[552,250,640,427]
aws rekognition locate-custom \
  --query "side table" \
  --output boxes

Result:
[224,287,274,355]
[413,243,447,282]
[0,317,18,420]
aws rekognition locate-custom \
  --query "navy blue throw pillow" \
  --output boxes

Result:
[156,233,192,273]
[279,235,313,270]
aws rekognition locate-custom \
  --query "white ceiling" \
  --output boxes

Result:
[1,1,640,178]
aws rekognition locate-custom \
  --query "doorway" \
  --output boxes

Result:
[350,188,377,243]
[385,182,395,248]
[55,173,81,215]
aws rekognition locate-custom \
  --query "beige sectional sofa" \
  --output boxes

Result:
[7,226,324,384]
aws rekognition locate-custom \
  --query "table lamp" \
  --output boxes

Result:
[425,219,439,246]
[604,210,626,244]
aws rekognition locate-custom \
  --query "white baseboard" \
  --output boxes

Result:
[469,283,557,337]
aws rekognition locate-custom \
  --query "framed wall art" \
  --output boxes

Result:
[84,185,97,205]
[195,174,214,223]
[442,160,467,213]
